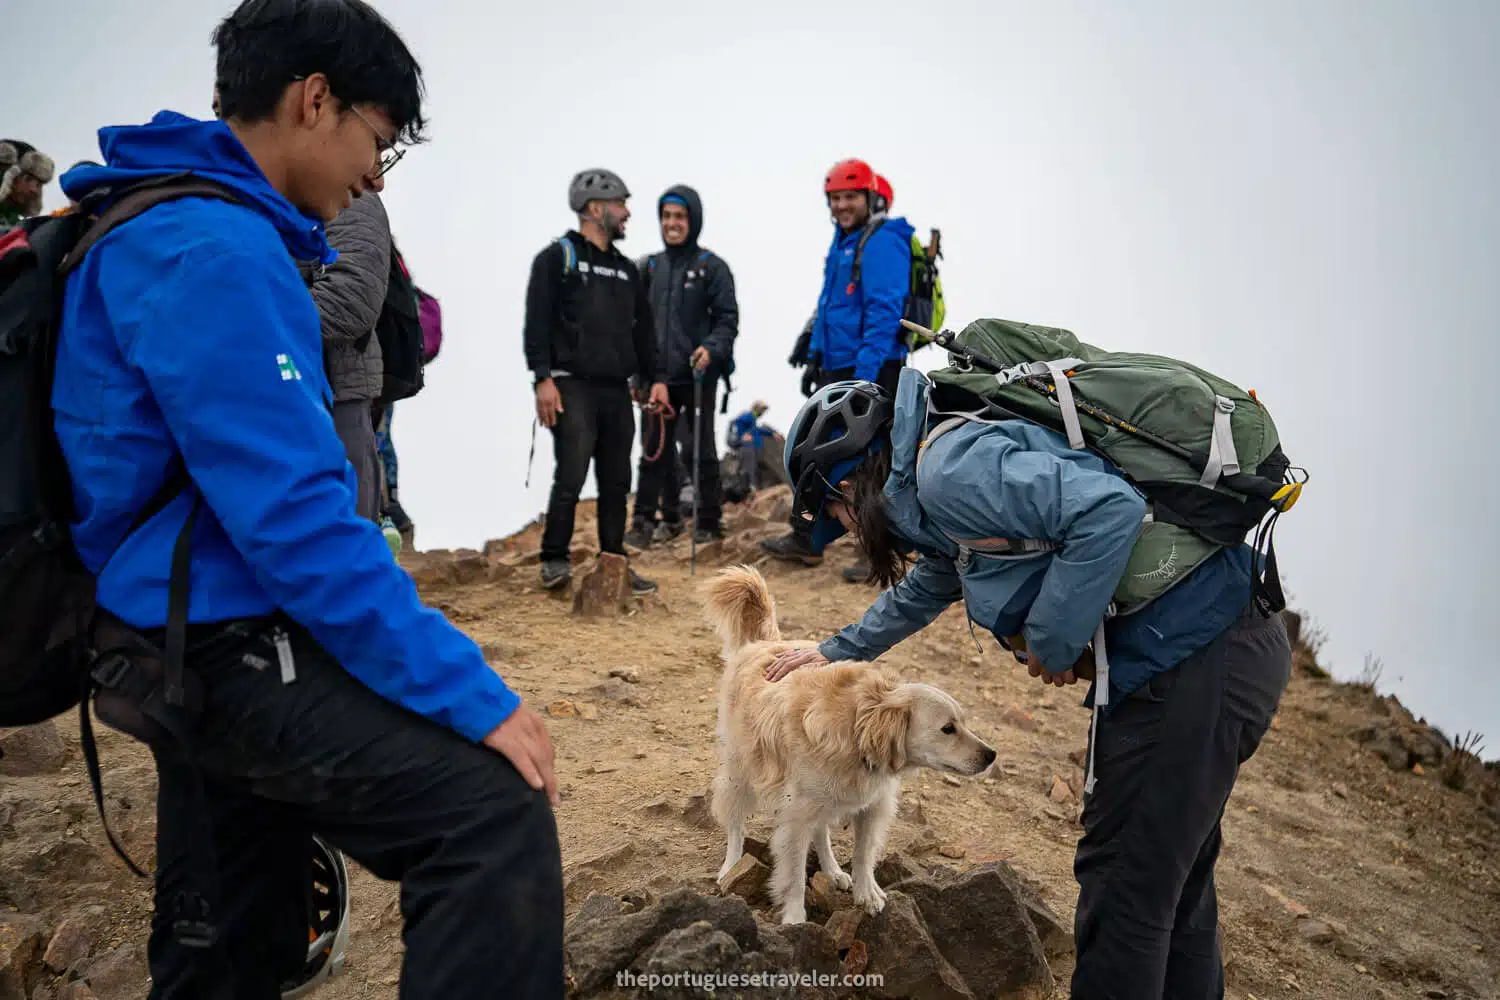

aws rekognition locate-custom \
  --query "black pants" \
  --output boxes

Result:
[1071,604,1291,1000]
[145,621,564,999]
[540,378,634,563]
[791,359,904,553]
[632,380,721,530]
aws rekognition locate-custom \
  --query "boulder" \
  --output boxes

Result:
[0,914,44,1000]
[759,921,842,978]
[638,921,744,1000]
[890,865,1053,996]
[855,891,973,1000]
[564,888,759,995]
[717,855,769,905]
[681,790,715,830]
[0,723,67,777]
[78,945,148,1000]
[573,553,631,616]
[825,908,864,951]
[404,553,457,589]
[42,920,90,975]
[452,551,490,584]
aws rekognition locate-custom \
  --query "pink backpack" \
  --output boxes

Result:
[416,286,442,363]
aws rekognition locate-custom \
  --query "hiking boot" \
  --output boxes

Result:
[624,520,654,550]
[629,569,658,596]
[843,559,870,583]
[693,525,724,545]
[759,532,822,566]
[539,559,572,590]
[652,521,684,544]
[380,516,403,555]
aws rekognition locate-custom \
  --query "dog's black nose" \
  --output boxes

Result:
[982,747,997,766]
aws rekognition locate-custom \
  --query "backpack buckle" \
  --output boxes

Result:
[172,919,217,950]
[90,652,135,691]
[171,892,218,949]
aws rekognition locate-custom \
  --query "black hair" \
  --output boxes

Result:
[211,0,427,145]
[844,443,909,589]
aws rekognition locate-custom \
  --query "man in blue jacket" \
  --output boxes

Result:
[51,1,561,996]
[761,157,912,567]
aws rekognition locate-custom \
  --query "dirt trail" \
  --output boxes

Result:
[2,487,1496,999]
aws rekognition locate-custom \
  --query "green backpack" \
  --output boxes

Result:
[916,317,1305,615]
[851,221,945,351]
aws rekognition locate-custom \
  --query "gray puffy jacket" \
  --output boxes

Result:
[303,192,390,402]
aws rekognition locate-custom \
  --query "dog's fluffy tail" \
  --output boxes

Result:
[705,565,782,656]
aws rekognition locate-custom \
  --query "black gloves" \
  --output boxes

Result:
[800,361,821,398]
[787,326,812,368]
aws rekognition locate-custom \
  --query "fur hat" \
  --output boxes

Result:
[0,141,56,218]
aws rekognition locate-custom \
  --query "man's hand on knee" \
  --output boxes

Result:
[483,706,559,807]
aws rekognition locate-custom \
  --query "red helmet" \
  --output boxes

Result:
[824,158,875,195]
[872,174,894,212]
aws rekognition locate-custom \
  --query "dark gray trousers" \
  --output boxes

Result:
[1072,604,1291,1000]
[332,400,379,522]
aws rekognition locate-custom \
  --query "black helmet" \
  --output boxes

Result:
[568,168,629,212]
[784,380,895,525]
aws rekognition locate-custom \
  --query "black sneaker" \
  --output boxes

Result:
[693,525,724,545]
[539,559,572,590]
[759,532,823,566]
[624,522,654,550]
[629,569,658,596]
[652,521,684,544]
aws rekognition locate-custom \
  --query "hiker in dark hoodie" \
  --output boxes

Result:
[523,169,669,594]
[625,185,740,548]
[50,1,562,995]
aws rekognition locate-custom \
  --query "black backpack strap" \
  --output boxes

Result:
[53,174,237,988]
[59,174,243,278]
[849,215,887,291]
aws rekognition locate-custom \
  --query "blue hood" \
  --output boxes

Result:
[60,111,334,265]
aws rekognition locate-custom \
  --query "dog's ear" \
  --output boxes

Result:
[856,689,910,773]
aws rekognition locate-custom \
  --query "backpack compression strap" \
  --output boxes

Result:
[848,215,888,293]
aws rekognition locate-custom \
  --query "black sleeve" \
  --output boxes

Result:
[701,255,739,370]
[523,244,561,381]
[631,264,662,384]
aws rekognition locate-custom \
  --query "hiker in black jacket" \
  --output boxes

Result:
[523,168,668,594]
[625,185,740,548]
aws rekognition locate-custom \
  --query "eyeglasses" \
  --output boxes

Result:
[347,104,405,178]
[290,75,406,178]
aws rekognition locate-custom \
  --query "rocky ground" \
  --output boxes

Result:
[1,486,1497,999]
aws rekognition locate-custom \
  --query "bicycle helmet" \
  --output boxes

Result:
[568,168,630,212]
[280,836,351,999]
[784,380,895,544]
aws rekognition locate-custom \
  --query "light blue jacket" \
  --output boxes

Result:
[818,368,1256,707]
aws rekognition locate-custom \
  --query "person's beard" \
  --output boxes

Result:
[603,207,627,242]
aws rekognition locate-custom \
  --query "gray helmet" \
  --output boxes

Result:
[568,168,629,213]
[279,836,351,998]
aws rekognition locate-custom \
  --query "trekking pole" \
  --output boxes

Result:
[690,368,704,576]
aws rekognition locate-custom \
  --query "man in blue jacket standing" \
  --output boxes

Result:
[51,1,561,996]
[761,157,912,567]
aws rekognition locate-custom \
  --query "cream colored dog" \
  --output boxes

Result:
[704,566,996,924]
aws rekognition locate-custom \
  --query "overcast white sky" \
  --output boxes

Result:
[13,0,1499,753]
